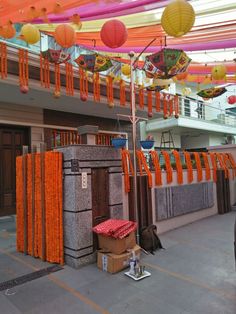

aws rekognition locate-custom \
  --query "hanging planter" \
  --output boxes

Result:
[140,140,154,149]
[111,137,127,149]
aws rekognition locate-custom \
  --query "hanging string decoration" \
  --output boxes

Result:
[155,91,161,112]
[65,63,74,96]
[79,68,88,101]
[184,151,193,183]
[193,152,203,182]
[136,150,153,188]
[0,42,7,79]
[172,150,183,184]
[19,49,29,92]
[120,79,126,106]
[121,149,134,193]
[54,63,61,97]
[163,94,168,119]
[93,72,100,102]
[149,151,162,186]
[147,90,153,117]
[139,87,144,109]
[226,153,236,177]
[106,75,114,107]
[201,152,211,181]
[216,153,229,179]
[40,53,50,89]
[161,151,173,183]
[209,152,218,182]
[174,95,179,118]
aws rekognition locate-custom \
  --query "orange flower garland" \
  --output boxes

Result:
[149,151,162,186]
[120,79,126,106]
[106,76,114,104]
[216,153,229,179]
[155,91,161,112]
[147,90,153,116]
[172,150,183,184]
[193,152,203,182]
[174,95,179,117]
[209,152,218,182]
[121,149,134,193]
[161,151,173,183]
[184,151,193,183]
[136,150,152,188]
[227,153,236,177]
[19,49,29,87]
[139,88,144,109]
[79,68,88,98]
[163,94,168,118]
[65,63,74,96]
[39,52,50,88]
[201,152,211,181]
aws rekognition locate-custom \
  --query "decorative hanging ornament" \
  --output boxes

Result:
[54,24,76,48]
[176,72,188,80]
[182,87,191,96]
[211,65,227,80]
[121,64,131,76]
[161,0,195,38]
[20,85,29,94]
[227,95,236,105]
[100,19,128,48]
[20,24,40,44]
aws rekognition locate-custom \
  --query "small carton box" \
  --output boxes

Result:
[98,231,136,255]
[97,244,141,274]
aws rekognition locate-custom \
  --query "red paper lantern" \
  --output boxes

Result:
[20,85,29,94]
[100,19,128,48]
[54,24,76,48]
[227,95,236,105]
[80,94,87,102]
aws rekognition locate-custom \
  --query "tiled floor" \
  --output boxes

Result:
[0,213,235,314]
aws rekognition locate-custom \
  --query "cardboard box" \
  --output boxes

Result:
[97,245,141,274]
[98,231,136,255]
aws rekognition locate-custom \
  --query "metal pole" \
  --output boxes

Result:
[129,51,140,245]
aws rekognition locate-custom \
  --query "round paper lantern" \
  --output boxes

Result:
[121,64,131,76]
[211,65,226,80]
[100,19,128,48]
[161,0,195,38]
[21,24,40,44]
[0,24,16,39]
[227,95,236,105]
[176,72,188,80]
[20,85,29,94]
[54,24,76,48]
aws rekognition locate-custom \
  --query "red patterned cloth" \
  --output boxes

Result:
[92,219,137,239]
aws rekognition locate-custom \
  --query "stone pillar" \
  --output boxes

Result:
[77,125,99,145]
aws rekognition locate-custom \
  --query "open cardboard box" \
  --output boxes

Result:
[98,231,136,255]
[97,244,141,274]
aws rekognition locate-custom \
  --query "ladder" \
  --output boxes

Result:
[160,130,175,149]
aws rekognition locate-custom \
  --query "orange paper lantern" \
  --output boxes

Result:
[176,72,188,80]
[54,24,76,48]
[100,19,128,48]
[0,23,16,39]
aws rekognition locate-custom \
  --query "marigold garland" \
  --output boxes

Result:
[139,88,144,109]
[209,152,218,182]
[193,152,203,182]
[163,94,168,118]
[79,68,88,98]
[39,52,50,88]
[120,79,126,106]
[184,151,193,183]
[54,63,61,93]
[155,91,161,112]
[201,152,211,181]
[172,150,183,184]
[216,153,229,179]
[121,149,134,193]
[106,76,114,104]
[149,151,162,186]
[147,90,153,116]
[136,150,152,188]
[174,95,179,117]
[19,49,29,87]
[0,42,7,79]
[227,153,236,177]
[169,96,174,116]
[161,151,173,183]
[66,63,74,96]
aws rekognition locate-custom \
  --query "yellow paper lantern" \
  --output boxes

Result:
[121,64,131,76]
[161,0,195,37]
[211,65,226,80]
[182,87,191,96]
[20,24,40,44]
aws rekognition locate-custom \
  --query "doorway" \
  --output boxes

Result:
[0,125,29,216]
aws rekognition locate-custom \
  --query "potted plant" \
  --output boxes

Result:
[140,135,155,149]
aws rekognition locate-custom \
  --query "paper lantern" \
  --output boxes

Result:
[211,65,226,80]
[182,87,191,96]
[54,24,76,48]
[108,102,114,108]
[20,85,29,94]
[20,24,40,44]
[227,95,236,105]
[121,64,131,76]
[0,24,16,39]
[161,0,195,37]
[80,94,87,102]
[54,91,61,98]
[100,19,128,48]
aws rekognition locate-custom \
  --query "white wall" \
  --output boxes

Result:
[0,102,44,149]
[181,133,210,149]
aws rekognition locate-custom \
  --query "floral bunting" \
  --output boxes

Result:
[193,152,203,182]
[149,151,162,186]
[161,151,173,183]
[0,42,7,79]
[136,150,152,188]
[184,151,193,183]
[209,152,218,182]
[121,149,134,193]
[19,49,29,87]
[201,152,211,181]
[172,150,183,184]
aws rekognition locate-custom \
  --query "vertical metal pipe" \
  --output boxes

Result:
[129,52,140,245]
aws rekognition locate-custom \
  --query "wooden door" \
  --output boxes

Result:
[0,125,29,216]
[92,168,110,250]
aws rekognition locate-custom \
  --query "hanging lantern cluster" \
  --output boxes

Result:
[100,19,128,48]
[211,65,227,80]
[161,0,195,38]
